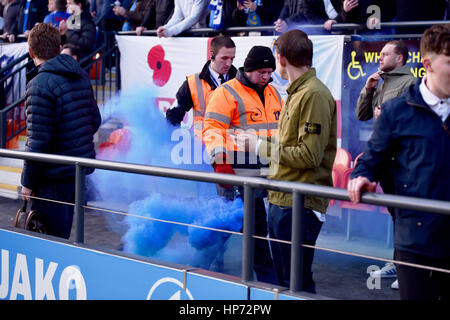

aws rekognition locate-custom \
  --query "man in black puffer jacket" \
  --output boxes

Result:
[21,23,101,239]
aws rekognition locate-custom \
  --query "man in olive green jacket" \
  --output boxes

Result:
[236,30,336,293]
[356,41,416,121]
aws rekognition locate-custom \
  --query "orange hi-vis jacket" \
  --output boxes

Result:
[187,73,215,138]
[203,76,283,169]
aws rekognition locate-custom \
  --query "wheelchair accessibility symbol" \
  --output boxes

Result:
[347,51,366,80]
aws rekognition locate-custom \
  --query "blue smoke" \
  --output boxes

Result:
[90,87,244,270]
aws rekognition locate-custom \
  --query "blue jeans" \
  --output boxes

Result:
[268,204,323,293]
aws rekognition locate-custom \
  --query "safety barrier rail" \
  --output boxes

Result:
[0,52,34,148]
[80,42,121,125]
[117,20,450,38]
[0,38,120,147]
[0,148,449,294]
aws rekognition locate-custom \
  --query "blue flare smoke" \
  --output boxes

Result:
[90,87,243,270]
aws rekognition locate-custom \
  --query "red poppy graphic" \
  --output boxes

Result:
[147,45,171,87]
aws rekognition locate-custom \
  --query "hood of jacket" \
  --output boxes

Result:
[380,64,413,79]
[37,54,84,80]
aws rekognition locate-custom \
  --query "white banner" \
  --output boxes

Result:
[116,35,344,128]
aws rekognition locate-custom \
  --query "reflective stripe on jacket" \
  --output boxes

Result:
[187,73,214,138]
[203,76,283,169]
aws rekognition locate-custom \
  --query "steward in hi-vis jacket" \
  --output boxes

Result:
[203,45,283,285]
[165,36,237,139]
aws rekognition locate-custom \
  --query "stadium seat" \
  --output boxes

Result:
[339,154,393,243]
[330,148,352,206]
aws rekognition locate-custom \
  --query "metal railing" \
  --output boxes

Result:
[117,20,450,38]
[0,52,34,148]
[0,35,121,147]
[0,148,449,294]
[79,41,121,125]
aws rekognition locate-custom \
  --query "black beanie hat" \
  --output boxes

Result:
[243,46,276,72]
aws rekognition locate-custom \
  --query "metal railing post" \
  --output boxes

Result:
[242,183,255,282]
[75,163,85,243]
[0,111,6,148]
[115,46,121,92]
[290,191,305,292]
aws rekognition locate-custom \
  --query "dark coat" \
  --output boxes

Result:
[62,11,97,62]
[351,80,450,258]
[279,0,342,24]
[17,0,49,33]
[221,0,284,28]
[166,60,237,126]
[140,0,174,29]
[3,1,22,34]
[21,54,101,189]
[392,0,446,21]
[122,0,152,30]
[339,0,395,23]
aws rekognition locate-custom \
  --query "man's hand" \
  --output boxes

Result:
[231,132,259,153]
[365,71,381,90]
[21,186,33,201]
[156,26,168,38]
[324,19,337,31]
[343,0,359,12]
[59,20,68,35]
[347,176,377,204]
[274,19,288,33]
[374,105,382,119]
[243,0,257,11]
[136,26,147,36]
[113,6,126,16]
[213,157,236,189]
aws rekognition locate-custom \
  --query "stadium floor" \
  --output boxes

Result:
[0,197,399,300]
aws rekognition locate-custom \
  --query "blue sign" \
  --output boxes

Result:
[250,287,304,300]
[0,228,303,300]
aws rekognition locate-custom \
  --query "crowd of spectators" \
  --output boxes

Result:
[0,0,448,44]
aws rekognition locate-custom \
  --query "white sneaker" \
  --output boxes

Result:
[370,262,397,278]
[391,279,399,290]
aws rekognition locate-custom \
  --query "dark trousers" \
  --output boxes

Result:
[216,185,277,284]
[268,204,323,293]
[252,195,277,284]
[395,249,450,300]
[30,180,76,239]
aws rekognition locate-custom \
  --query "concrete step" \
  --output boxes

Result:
[0,163,22,200]
[0,135,25,199]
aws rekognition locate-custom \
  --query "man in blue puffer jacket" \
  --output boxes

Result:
[21,23,101,239]
[348,24,450,300]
